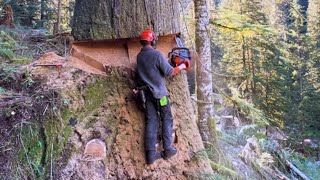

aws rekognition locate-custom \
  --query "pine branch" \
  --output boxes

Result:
[209,19,242,32]
[282,0,307,22]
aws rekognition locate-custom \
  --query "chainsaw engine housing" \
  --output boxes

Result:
[168,47,191,67]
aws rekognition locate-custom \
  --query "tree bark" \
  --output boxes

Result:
[0,5,15,28]
[72,0,180,40]
[53,0,62,34]
[40,0,46,27]
[194,0,215,147]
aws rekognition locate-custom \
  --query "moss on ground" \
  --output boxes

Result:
[12,68,133,179]
[17,123,45,178]
[12,57,33,64]
[13,77,116,178]
[43,76,120,163]
[44,108,73,161]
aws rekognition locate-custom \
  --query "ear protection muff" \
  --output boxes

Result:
[140,30,158,46]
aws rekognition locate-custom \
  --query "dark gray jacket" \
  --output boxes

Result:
[137,47,173,99]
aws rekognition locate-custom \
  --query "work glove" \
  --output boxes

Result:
[173,61,190,75]
[178,63,186,70]
[183,59,190,70]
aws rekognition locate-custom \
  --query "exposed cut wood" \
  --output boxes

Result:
[83,139,106,161]
[69,35,177,73]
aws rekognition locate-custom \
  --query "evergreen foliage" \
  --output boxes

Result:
[0,30,16,60]
[211,0,320,152]
[0,0,74,32]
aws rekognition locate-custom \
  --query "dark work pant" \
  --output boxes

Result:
[144,94,173,151]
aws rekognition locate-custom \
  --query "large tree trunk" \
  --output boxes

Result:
[51,0,213,179]
[40,0,46,27]
[194,0,215,147]
[72,0,180,41]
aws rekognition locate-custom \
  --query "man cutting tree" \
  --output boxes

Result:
[135,30,190,164]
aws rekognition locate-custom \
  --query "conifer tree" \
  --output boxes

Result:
[301,0,320,130]
[211,0,297,126]
[195,0,216,146]
[307,0,320,46]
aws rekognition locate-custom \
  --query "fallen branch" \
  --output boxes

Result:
[48,41,60,50]
[0,98,30,108]
[276,151,311,180]
[0,91,24,98]
[0,94,31,108]
[286,160,310,180]
[35,44,45,53]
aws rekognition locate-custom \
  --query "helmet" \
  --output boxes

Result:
[140,29,157,46]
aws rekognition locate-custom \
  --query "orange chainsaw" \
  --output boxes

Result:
[168,36,191,70]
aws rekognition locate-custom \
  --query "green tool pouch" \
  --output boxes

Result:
[160,96,168,106]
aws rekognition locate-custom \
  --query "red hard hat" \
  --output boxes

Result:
[140,30,157,42]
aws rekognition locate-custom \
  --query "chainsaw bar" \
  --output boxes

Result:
[175,37,184,48]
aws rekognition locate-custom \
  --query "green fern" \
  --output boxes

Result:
[0,31,17,48]
[0,30,17,60]
[0,48,14,59]
[0,87,5,93]
[13,57,32,64]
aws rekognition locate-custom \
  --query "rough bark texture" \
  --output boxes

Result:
[0,5,15,28]
[72,0,180,41]
[194,0,215,146]
[53,0,62,34]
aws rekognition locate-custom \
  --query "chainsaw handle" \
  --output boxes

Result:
[171,47,189,52]
[168,48,191,59]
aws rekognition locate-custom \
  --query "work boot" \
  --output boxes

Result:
[146,150,162,165]
[162,147,177,160]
